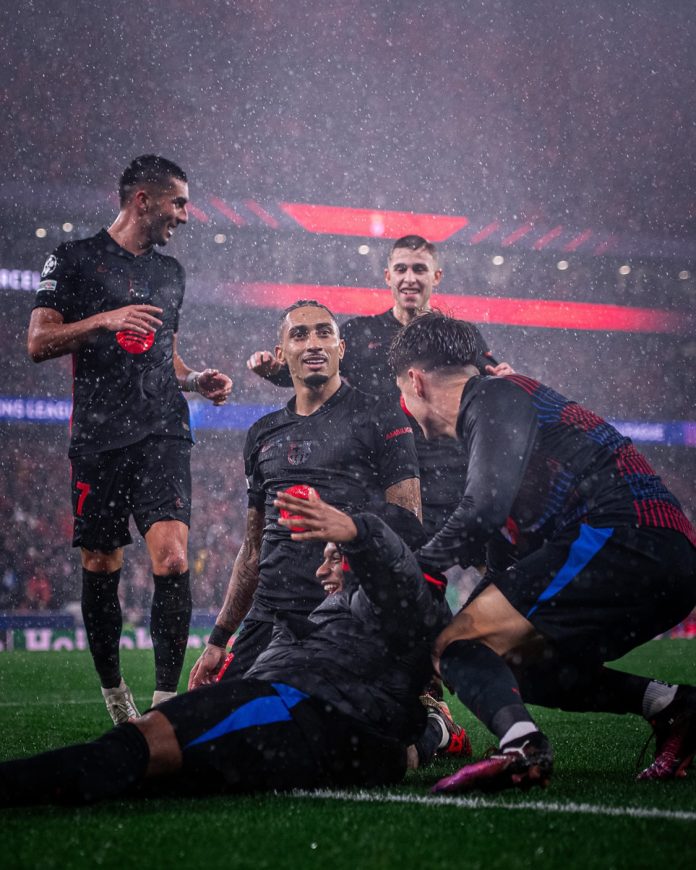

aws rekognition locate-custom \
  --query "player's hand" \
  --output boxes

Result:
[486,361,515,376]
[97,304,163,334]
[197,368,233,405]
[188,643,228,689]
[246,350,284,378]
[275,488,358,543]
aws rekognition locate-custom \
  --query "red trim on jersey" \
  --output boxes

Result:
[385,426,413,440]
[423,572,447,590]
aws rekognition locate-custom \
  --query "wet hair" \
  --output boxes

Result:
[389,312,480,375]
[119,155,187,206]
[277,300,339,338]
[389,235,439,266]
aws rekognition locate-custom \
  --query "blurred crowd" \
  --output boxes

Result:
[0,425,247,618]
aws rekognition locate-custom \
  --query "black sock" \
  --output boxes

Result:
[151,571,192,692]
[441,640,537,742]
[81,568,122,688]
[414,717,445,767]
[515,656,651,717]
[0,723,150,806]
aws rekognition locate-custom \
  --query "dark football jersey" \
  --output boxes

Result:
[342,309,498,537]
[418,374,696,570]
[33,230,191,457]
[263,309,499,538]
[243,382,420,618]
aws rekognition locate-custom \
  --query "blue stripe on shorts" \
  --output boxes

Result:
[185,682,309,748]
[526,525,614,618]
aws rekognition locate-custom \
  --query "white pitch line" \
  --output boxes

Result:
[292,788,696,822]
[0,698,149,708]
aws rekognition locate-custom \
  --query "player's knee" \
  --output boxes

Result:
[152,552,188,577]
[82,548,123,574]
[133,711,182,776]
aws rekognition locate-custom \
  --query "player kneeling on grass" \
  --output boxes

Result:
[390,313,696,794]
[0,492,463,806]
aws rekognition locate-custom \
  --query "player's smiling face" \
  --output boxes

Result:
[385,247,442,315]
[277,305,345,387]
[144,178,189,247]
[316,542,344,595]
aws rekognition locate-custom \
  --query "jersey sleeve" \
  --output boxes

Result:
[32,245,79,318]
[243,425,266,511]
[369,399,420,488]
[264,365,293,388]
[344,512,450,640]
[416,378,538,571]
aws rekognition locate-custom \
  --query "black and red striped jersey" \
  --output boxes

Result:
[418,374,696,570]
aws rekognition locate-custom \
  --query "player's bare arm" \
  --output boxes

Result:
[172,335,233,405]
[385,477,422,521]
[187,507,264,689]
[27,304,163,362]
[246,349,285,378]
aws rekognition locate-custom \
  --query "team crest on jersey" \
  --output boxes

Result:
[41,255,58,277]
[287,440,312,465]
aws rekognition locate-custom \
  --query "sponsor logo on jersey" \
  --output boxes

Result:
[36,279,57,294]
[287,440,312,465]
[96,264,109,273]
[41,255,58,277]
[115,329,155,354]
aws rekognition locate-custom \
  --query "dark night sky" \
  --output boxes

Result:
[3,0,696,239]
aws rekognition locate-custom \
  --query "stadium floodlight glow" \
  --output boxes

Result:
[678,270,690,280]
[213,233,226,244]
[358,245,370,255]
[556,260,569,271]
[618,264,631,276]
[35,228,47,238]
[62,222,73,232]
[492,255,504,266]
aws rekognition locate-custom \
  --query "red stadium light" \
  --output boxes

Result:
[208,196,246,226]
[187,203,210,223]
[279,203,469,241]
[227,282,689,334]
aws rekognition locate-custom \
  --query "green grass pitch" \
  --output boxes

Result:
[1,641,695,869]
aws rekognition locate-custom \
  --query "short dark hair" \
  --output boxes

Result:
[119,155,187,205]
[389,235,439,265]
[389,312,479,375]
[278,300,339,338]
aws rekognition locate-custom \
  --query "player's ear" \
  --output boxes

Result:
[433,267,443,286]
[133,189,149,214]
[338,338,345,359]
[410,367,427,398]
[275,343,285,363]
[384,266,392,288]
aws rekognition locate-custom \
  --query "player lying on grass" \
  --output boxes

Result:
[390,313,696,794]
[0,495,462,806]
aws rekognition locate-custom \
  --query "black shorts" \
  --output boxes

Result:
[486,525,696,663]
[158,678,407,792]
[70,435,192,551]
